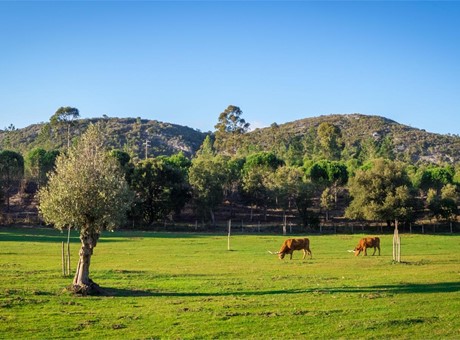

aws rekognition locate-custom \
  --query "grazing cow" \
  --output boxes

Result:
[276,238,312,260]
[354,237,380,256]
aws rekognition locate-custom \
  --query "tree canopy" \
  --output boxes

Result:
[38,124,133,294]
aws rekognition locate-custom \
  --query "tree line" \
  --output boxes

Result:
[1,105,460,231]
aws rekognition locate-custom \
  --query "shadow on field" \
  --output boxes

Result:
[0,226,213,243]
[0,226,123,243]
[101,281,460,297]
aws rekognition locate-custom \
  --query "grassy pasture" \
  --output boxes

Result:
[0,226,459,339]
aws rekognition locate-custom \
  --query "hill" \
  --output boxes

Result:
[1,113,460,164]
[245,113,460,164]
[0,117,208,160]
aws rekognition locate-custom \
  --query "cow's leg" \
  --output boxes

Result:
[302,249,306,260]
[377,246,381,256]
[363,247,367,256]
[289,251,293,260]
[372,247,376,256]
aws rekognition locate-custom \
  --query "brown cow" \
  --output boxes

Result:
[276,238,312,260]
[354,237,380,256]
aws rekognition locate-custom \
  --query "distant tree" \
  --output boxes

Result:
[294,180,318,229]
[345,158,415,227]
[130,157,190,224]
[317,122,343,160]
[267,166,301,212]
[38,124,133,295]
[222,156,245,216]
[241,152,283,220]
[308,160,348,203]
[453,165,460,186]
[188,137,226,225]
[320,187,335,221]
[1,124,17,149]
[165,151,192,177]
[440,184,459,223]
[25,148,46,180]
[0,150,24,211]
[5,124,16,131]
[419,166,453,194]
[108,149,133,183]
[284,138,304,166]
[109,149,131,168]
[50,106,80,148]
[214,105,250,154]
[243,151,283,173]
[377,136,395,160]
[301,127,318,160]
[25,148,59,188]
[427,184,459,223]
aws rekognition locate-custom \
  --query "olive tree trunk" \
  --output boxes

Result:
[71,228,102,295]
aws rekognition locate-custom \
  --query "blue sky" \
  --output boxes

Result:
[0,1,459,135]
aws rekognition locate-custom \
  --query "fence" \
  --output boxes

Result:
[0,212,41,225]
[130,219,460,235]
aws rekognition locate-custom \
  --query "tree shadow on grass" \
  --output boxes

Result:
[100,281,460,297]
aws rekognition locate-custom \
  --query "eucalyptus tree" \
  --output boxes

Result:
[38,124,133,295]
[50,106,80,148]
[214,105,250,155]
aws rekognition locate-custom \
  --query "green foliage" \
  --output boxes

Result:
[0,150,24,210]
[0,117,207,160]
[25,148,59,186]
[317,122,343,160]
[130,157,191,224]
[242,151,284,174]
[109,149,131,167]
[214,105,250,154]
[50,106,80,148]
[38,124,133,232]
[419,166,453,193]
[188,138,228,223]
[243,113,460,165]
[427,184,459,222]
[346,158,415,224]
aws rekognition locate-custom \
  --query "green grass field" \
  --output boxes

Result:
[0,226,459,339]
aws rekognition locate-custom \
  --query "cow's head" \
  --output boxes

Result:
[278,252,286,260]
[353,246,362,256]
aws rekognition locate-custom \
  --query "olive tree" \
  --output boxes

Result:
[38,124,133,295]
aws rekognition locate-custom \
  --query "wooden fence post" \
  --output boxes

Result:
[393,220,401,263]
[61,242,65,276]
[282,214,287,235]
[227,220,231,251]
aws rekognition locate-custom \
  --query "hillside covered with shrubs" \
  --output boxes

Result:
[1,108,460,232]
